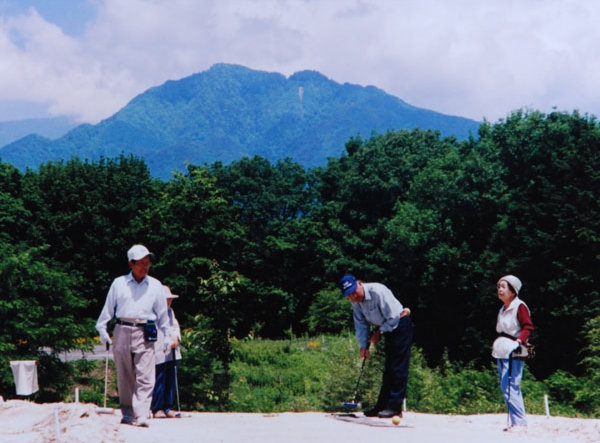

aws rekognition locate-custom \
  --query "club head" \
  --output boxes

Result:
[342,401,361,409]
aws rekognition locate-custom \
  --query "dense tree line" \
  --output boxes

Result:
[1,110,599,402]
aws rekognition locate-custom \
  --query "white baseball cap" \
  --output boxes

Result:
[127,244,154,261]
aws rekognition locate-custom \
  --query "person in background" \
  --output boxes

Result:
[338,274,412,419]
[96,245,176,428]
[492,275,534,433]
[151,285,182,418]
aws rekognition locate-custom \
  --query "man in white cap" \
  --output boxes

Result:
[96,245,175,427]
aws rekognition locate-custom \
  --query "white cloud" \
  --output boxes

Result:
[1,0,600,123]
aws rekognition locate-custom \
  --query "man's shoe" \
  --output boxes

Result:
[133,417,150,427]
[377,409,401,418]
[166,410,179,418]
[120,416,133,425]
[363,409,379,417]
[153,410,167,419]
[503,425,527,433]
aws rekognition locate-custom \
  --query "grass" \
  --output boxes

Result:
[63,333,599,417]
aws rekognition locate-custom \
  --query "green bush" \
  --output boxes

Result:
[228,335,505,414]
[69,358,119,409]
[230,336,336,412]
[226,334,587,416]
[406,348,502,414]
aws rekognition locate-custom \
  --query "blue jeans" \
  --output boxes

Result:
[497,358,527,426]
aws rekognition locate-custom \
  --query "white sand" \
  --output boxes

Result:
[0,400,599,443]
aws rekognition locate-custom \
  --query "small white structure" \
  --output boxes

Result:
[10,360,39,396]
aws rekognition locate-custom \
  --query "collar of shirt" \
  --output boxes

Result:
[362,288,372,302]
[125,272,149,285]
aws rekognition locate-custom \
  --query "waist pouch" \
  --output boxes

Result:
[144,320,157,342]
[513,342,535,360]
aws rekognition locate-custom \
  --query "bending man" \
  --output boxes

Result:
[339,274,412,418]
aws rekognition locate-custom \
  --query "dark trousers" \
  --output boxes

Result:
[374,315,412,411]
[151,360,177,413]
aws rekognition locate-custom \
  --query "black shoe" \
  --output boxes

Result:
[377,409,401,418]
[364,409,379,417]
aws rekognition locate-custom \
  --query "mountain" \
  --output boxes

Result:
[0,64,480,180]
[0,117,77,147]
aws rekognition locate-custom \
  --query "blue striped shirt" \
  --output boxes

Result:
[352,282,403,349]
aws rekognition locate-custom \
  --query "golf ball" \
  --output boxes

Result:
[392,415,401,425]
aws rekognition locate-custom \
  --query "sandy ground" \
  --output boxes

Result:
[0,400,599,443]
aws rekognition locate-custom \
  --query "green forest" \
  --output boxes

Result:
[1,109,600,415]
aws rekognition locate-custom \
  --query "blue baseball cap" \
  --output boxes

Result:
[339,274,358,297]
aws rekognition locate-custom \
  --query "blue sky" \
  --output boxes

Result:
[1,0,96,36]
[0,0,598,124]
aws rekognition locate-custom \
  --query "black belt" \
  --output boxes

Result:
[116,319,146,327]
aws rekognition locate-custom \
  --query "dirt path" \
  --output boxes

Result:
[1,400,599,443]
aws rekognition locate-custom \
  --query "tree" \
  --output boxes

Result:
[190,259,245,410]
[480,110,600,376]
[315,130,456,281]
[209,156,323,336]
[383,139,504,364]
[140,163,241,324]
[19,155,158,321]
[0,243,89,400]
[0,162,30,246]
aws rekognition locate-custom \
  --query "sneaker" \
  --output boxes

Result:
[153,410,167,419]
[364,409,379,417]
[133,417,150,428]
[377,409,401,419]
[166,410,180,418]
[503,425,527,433]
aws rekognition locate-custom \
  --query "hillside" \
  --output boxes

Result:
[0,64,480,179]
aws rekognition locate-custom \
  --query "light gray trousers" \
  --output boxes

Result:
[113,324,156,420]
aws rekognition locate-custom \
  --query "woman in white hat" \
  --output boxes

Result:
[151,285,182,418]
[492,275,534,433]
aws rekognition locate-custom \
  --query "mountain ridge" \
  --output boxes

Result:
[0,116,77,148]
[0,63,481,179]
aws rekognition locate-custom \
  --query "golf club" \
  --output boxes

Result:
[342,341,372,410]
[172,347,181,417]
[96,342,114,414]
[342,355,367,409]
